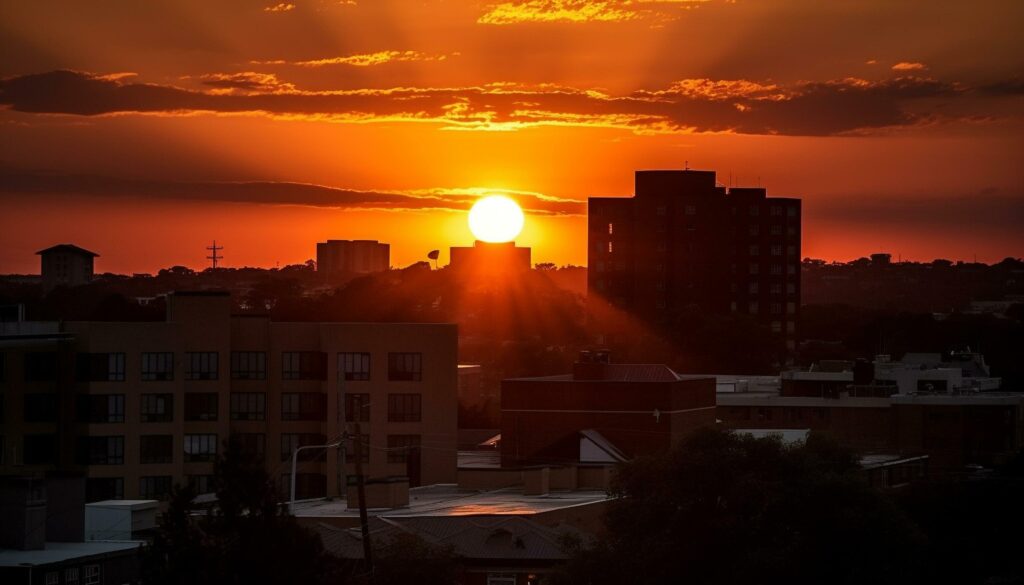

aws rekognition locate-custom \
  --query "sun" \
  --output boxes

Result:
[468,195,525,243]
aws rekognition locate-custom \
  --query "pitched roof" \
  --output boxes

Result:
[36,244,99,257]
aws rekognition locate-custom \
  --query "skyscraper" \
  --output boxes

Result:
[588,169,801,361]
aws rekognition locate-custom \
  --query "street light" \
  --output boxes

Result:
[289,440,342,514]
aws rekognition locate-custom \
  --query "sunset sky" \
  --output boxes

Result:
[1,0,1022,273]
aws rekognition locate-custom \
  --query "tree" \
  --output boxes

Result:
[142,439,344,585]
[551,429,923,585]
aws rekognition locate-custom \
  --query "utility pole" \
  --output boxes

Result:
[353,423,374,582]
[206,240,223,269]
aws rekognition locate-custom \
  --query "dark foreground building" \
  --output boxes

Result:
[588,169,801,362]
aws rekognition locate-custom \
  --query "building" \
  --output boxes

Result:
[0,292,458,501]
[37,244,98,290]
[500,351,716,467]
[315,240,390,280]
[716,354,1022,473]
[588,169,801,361]
[449,241,532,273]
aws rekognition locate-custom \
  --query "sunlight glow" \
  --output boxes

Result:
[468,195,525,243]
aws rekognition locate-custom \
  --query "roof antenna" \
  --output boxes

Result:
[684,160,690,170]
[206,240,223,270]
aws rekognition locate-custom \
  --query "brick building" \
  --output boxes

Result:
[0,292,458,501]
[500,351,716,467]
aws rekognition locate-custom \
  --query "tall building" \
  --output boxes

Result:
[449,241,531,273]
[315,240,390,279]
[588,169,801,360]
[0,292,457,502]
[37,244,98,290]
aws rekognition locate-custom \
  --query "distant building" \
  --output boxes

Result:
[588,169,801,362]
[37,244,98,289]
[500,351,716,467]
[0,291,458,500]
[449,241,532,273]
[315,240,389,279]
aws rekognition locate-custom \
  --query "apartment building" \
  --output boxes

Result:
[0,292,458,501]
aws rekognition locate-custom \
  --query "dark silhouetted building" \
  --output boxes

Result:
[316,240,389,279]
[37,244,98,290]
[500,351,716,467]
[588,169,801,361]
[449,241,532,273]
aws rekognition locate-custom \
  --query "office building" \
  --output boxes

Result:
[449,241,532,274]
[0,292,458,501]
[588,169,801,360]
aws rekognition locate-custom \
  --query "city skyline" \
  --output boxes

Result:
[1,0,1023,273]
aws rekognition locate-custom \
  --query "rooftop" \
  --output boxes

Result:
[292,485,610,520]
[36,244,99,257]
[509,364,711,383]
[0,541,141,567]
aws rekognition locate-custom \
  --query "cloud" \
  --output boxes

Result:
[891,61,927,72]
[0,169,587,215]
[811,192,1024,234]
[264,3,295,12]
[478,0,709,25]
[0,69,1006,136]
[253,50,455,68]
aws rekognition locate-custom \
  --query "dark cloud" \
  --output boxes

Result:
[0,168,586,215]
[810,193,1024,233]
[0,69,1007,136]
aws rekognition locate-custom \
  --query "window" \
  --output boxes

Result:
[771,245,783,256]
[77,436,125,465]
[787,302,796,314]
[787,245,797,256]
[45,572,59,585]
[338,352,371,381]
[685,205,696,215]
[607,241,613,254]
[771,321,782,333]
[345,393,371,422]
[748,301,759,314]
[748,283,759,294]
[140,435,173,464]
[84,565,100,585]
[607,222,614,234]
[387,435,421,464]
[787,205,797,217]
[76,353,126,382]
[770,283,782,295]
[787,225,797,236]
[771,264,783,275]
[771,224,783,235]
[748,205,759,216]
[184,434,217,462]
[184,393,218,421]
[771,302,782,315]
[141,394,173,422]
[185,352,218,380]
[23,434,57,465]
[230,393,266,421]
[656,206,666,216]
[66,567,79,585]
[282,351,327,380]
[787,264,796,275]
[787,282,796,295]
[188,474,215,495]
[787,321,796,334]
[388,353,422,381]
[487,574,517,585]
[24,393,58,422]
[139,476,172,500]
[771,205,783,216]
[232,433,266,463]
[281,393,326,421]
[231,351,266,380]
[748,224,759,236]
[281,433,328,462]
[749,245,759,256]
[24,352,57,381]
[76,394,125,423]
[748,264,759,275]
[388,394,422,422]
[141,352,174,381]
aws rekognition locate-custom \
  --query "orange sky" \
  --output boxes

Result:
[1,0,1022,273]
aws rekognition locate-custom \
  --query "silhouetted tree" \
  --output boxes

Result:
[551,429,922,585]
[142,439,344,585]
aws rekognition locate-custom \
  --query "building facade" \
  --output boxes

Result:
[316,240,390,279]
[501,352,716,467]
[37,244,98,290]
[588,169,801,360]
[449,241,532,273]
[0,292,458,501]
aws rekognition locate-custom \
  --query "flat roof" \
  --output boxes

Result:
[718,394,892,408]
[292,485,610,519]
[0,541,141,567]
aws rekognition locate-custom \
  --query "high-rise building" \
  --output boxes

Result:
[316,240,390,279]
[0,292,458,502]
[588,169,801,360]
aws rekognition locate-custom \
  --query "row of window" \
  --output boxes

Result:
[729,301,798,315]
[43,565,101,585]
[6,351,423,383]
[14,392,423,423]
[87,473,327,502]
[17,432,422,468]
